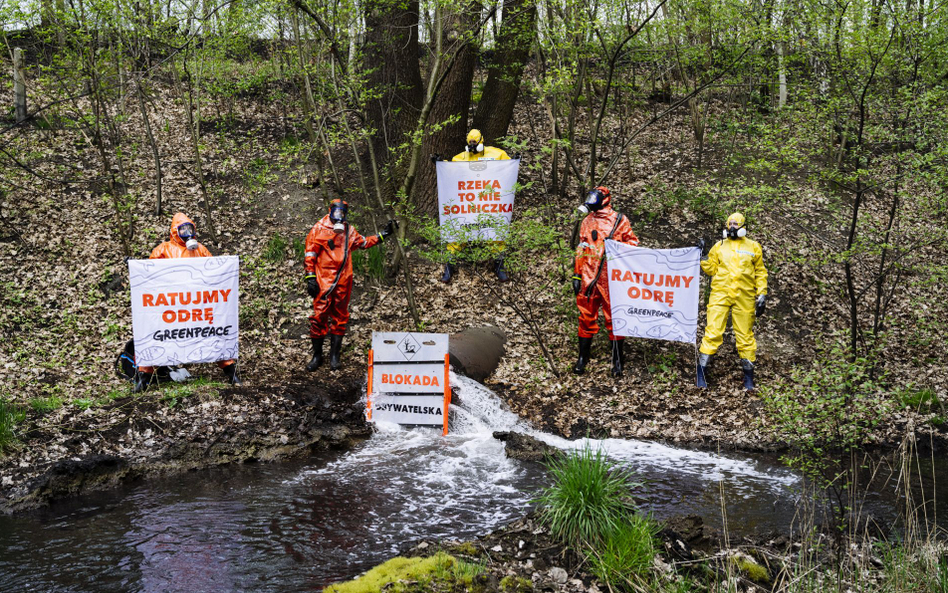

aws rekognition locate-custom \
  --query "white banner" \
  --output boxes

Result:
[436,159,520,242]
[129,256,240,366]
[605,241,701,343]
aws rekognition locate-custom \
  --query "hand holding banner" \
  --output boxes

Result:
[436,159,520,242]
[129,256,240,367]
[605,241,701,343]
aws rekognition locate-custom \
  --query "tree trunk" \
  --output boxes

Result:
[413,2,479,217]
[472,0,537,145]
[290,8,317,142]
[362,0,424,190]
[13,48,27,123]
[136,80,163,215]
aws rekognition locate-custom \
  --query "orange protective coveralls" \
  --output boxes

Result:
[138,212,235,372]
[304,215,381,337]
[574,202,639,340]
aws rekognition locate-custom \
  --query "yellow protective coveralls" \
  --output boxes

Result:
[698,216,768,362]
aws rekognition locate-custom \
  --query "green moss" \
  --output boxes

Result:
[499,575,532,593]
[451,541,481,557]
[323,552,461,593]
[731,555,770,584]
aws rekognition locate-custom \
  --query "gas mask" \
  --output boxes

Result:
[177,222,199,251]
[577,188,608,215]
[329,202,348,235]
[465,130,484,154]
[724,224,747,240]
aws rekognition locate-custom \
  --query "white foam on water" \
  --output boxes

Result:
[291,372,797,499]
[447,373,797,489]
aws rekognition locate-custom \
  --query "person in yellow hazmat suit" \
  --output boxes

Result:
[431,129,512,284]
[696,212,768,390]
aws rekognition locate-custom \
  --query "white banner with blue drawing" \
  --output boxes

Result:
[605,241,701,343]
[128,256,240,366]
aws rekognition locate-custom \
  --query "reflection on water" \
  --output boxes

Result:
[0,374,943,592]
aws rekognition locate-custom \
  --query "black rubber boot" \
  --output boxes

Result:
[223,363,242,386]
[572,337,593,375]
[329,334,344,370]
[610,340,625,378]
[741,359,755,391]
[696,353,711,388]
[306,337,325,371]
[133,371,153,393]
[440,263,457,284]
[494,257,509,283]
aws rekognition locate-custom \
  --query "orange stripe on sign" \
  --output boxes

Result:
[442,353,451,436]
[366,349,374,421]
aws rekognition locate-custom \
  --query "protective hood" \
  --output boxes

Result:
[724,212,747,239]
[580,186,611,215]
[465,129,485,153]
[726,212,745,228]
[329,199,349,225]
[169,212,196,247]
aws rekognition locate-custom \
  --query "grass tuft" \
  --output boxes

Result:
[589,513,660,585]
[262,233,288,262]
[351,246,385,280]
[0,399,26,451]
[30,395,63,413]
[535,444,641,546]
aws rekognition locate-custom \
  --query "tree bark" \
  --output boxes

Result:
[413,2,480,217]
[13,48,27,123]
[362,0,424,183]
[472,0,537,145]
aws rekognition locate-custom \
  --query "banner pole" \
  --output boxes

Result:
[442,353,451,436]
[366,349,374,420]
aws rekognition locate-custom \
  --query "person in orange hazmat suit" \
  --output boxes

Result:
[304,199,396,371]
[571,187,640,378]
[695,212,768,391]
[134,212,240,392]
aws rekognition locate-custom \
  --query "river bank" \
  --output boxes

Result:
[333,510,947,593]
[0,369,370,513]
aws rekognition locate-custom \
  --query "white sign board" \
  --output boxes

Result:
[436,159,520,242]
[368,332,450,433]
[368,394,448,426]
[605,241,701,343]
[129,256,240,366]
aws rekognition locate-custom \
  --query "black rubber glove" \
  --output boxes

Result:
[380,219,398,239]
[430,154,441,163]
[696,237,706,254]
[755,295,767,317]
[306,275,319,299]
[514,153,522,160]
[572,275,582,296]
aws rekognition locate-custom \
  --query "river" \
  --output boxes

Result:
[0,374,942,592]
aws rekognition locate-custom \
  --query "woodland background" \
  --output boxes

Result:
[1,0,947,469]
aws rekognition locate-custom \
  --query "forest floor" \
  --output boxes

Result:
[1,66,947,511]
